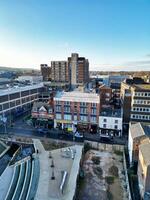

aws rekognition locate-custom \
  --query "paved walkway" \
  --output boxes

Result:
[33,139,83,200]
[33,139,50,200]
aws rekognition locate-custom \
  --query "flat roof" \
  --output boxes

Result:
[54,91,100,103]
[0,83,43,96]
[132,84,150,90]
[100,109,122,118]
[34,139,83,200]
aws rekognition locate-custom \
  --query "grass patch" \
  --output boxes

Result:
[105,176,115,185]
[93,166,103,178]
[41,140,70,151]
[114,150,122,156]
[109,165,119,177]
[92,156,100,165]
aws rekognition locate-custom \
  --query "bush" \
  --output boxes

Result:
[109,165,119,177]
[92,156,100,165]
[105,176,115,184]
[114,150,123,156]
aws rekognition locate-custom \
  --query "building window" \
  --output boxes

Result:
[80,107,87,114]
[80,102,87,107]
[91,103,96,107]
[103,124,106,128]
[74,115,77,121]
[56,101,61,105]
[114,125,118,129]
[91,108,96,115]
[103,118,107,122]
[80,115,88,122]
[106,93,110,97]
[56,105,61,112]
[115,120,118,123]
[64,106,70,113]
[56,113,61,120]
[91,116,96,123]
[64,114,71,120]
[64,101,70,105]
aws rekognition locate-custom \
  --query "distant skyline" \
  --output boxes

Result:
[0,0,150,71]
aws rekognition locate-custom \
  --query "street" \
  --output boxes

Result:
[0,115,127,145]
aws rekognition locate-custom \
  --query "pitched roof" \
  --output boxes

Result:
[130,122,150,139]
[139,140,150,166]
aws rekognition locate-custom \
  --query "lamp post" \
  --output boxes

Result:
[2,115,7,134]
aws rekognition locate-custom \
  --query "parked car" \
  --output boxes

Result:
[99,134,113,143]
[37,128,48,134]
[74,132,83,138]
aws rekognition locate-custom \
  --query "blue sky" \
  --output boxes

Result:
[0,0,150,70]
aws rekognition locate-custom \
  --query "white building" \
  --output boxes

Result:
[128,122,150,165]
[16,76,43,84]
[99,109,122,137]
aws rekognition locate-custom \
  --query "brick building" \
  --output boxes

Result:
[68,53,89,87]
[40,64,51,81]
[54,91,100,133]
[99,84,112,111]
[51,61,69,83]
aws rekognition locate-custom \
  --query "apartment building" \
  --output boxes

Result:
[138,140,150,199]
[130,85,150,123]
[68,53,89,87]
[51,61,69,83]
[40,64,51,81]
[0,83,43,123]
[120,78,150,125]
[54,91,100,132]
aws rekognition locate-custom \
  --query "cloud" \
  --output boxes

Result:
[146,54,150,57]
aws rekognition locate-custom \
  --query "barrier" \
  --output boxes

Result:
[60,171,68,194]
[5,164,20,200]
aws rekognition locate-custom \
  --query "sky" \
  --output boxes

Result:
[0,0,150,71]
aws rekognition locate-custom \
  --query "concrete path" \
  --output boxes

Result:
[33,139,51,200]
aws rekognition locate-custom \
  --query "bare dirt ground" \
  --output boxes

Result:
[76,149,127,200]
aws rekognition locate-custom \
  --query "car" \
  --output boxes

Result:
[37,128,48,134]
[74,132,83,138]
[99,134,113,143]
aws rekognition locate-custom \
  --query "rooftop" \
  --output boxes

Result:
[0,83,43,96]
[34,139,83,200]
[139,140,150,166]
[130,122,150,139]
[100,109,122,118]
[132,84,150,90]
[54,91,100,103]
